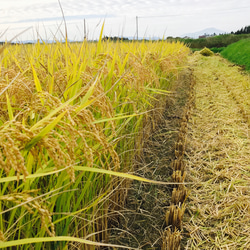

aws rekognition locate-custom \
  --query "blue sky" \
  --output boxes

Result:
[0,0,249,41]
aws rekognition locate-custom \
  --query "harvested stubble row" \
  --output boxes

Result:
[107,66,196,249]
[0,39,190,250]
[162,68,196,249]
[184,53,250,249]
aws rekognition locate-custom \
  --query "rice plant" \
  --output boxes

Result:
[0,35,189,249]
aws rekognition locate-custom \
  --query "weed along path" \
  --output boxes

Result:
[184,53,250,249]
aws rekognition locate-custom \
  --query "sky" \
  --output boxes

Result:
[0,0,249,41]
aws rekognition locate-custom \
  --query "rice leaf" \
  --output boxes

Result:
[96,21,105,56]
[31,64,44,105]
[0,165,185,186]
[74,166,181,185]
[92,113,138,124]
[0,236,136,249]
[74,73,100,113]
[145,87,171,95]
[0,167,68,184]
[6,93,14,120]
[24,110,67,151]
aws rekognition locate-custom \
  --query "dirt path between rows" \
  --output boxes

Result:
[184,53,250,249]
[108,66,194,249]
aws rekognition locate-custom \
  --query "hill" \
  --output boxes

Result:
[182,27,226,38]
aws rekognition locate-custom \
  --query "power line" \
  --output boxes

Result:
[139,14,184,18]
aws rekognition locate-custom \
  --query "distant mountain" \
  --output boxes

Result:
[182,27,226,39]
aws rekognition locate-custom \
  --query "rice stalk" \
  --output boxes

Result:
[0,36,189,249]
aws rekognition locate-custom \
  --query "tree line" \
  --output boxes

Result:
[231,25,250,35]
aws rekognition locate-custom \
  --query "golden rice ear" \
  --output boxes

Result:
[0,191,55,237]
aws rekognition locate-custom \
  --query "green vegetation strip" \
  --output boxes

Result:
[221,38,250,71]
[176,33,250,49]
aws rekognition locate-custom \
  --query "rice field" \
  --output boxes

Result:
[0,33,189,249]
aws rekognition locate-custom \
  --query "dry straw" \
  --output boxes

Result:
[184,53,250,249]
[162,229,181,250]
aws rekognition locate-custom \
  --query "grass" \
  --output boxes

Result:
[209,47,225,53]
[0,35,190,249]
[221,38,250,71]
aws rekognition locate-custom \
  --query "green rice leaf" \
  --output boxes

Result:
[24,110,67,151]
[53,191,108,224]
[0,167,69,184]
[31,64,44,105]
[74,73,100,113]
[96,21,105,56]
[0,236,136,249]
[92,113,138,124]
[74,166,180,185]
[0,165,185,186]
[145,87,171,95]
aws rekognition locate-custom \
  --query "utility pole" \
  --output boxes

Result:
[84,18,87,40]
[136,16,138,40]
